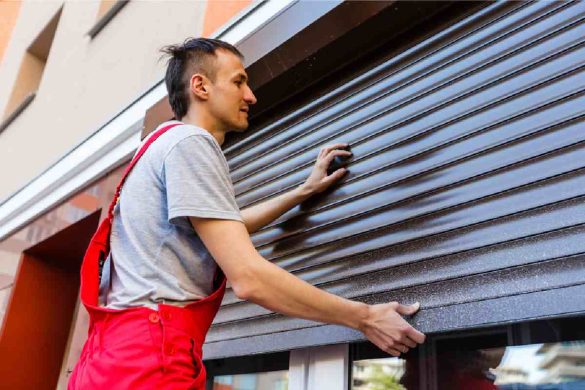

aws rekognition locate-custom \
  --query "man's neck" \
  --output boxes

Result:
[180,111,226,146]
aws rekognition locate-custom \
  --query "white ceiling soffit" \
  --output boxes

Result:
[0,0,310,241]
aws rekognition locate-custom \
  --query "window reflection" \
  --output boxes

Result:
[436,346,506,389]
[352,357,407,390]
[494,341,585,389]
[212,370,288,390]
[435,341,585,389]
[351,341,585,389]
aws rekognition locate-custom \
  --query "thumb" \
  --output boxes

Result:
[395,302,420,316]
[325,167,347,183]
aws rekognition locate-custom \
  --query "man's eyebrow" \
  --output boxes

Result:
[232,73,248,81]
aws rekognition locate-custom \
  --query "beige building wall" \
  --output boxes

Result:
[0,0,211,201]
[0,0,254,324]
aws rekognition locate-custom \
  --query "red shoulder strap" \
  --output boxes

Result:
[106,122,182,221]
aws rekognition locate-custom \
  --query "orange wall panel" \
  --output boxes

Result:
[0,0,21,65]
[96,0,117,20]
[3,51,44,118]
[203,0,253,38]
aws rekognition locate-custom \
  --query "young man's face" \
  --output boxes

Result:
[207,49,257,132]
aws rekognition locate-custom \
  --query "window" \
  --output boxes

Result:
[352,357,406,390]
[212,371,288,390]
[351,341,411,390]
[494,342,585,387]
[350,316,585,390]
[205,351,289,390]
[1,7,61,131]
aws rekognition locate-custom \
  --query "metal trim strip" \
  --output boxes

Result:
[203,284,585,359]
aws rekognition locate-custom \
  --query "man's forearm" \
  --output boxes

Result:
[191,216,425,356]
[238,254,370,331]
[240,144,351,233]
[240,185,313,233]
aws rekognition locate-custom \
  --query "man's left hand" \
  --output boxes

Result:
[300,143,352,196]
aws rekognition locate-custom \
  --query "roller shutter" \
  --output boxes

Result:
[205,1,585,358]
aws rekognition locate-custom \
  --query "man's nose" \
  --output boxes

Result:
[244,86,257,105]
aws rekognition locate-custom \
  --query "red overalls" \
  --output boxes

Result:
[69,123,225,389]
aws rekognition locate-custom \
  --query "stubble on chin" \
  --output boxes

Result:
[232,118,249,132]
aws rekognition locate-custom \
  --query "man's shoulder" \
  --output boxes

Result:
[154,121,213,145]
[142,121,216,156]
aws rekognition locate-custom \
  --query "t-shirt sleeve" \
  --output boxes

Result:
[163,134,243,225]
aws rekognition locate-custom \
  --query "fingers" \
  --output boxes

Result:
[367,324,415,358]
[406,326,426,344]
[386,347,403,357]
[362,303,425,358]
[392,302,425,344]
[320,149,352,168]
[401,335,417,349]
[319,143,349,158]
[323,167,348,184]
[372,337,409,357]
[395,302,420,316]
[383,342,410,357]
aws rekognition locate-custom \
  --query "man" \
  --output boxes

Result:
[69,38,425,389]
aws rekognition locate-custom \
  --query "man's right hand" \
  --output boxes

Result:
[359,302,426,357]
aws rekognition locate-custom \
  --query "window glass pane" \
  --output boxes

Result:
[351,318,585,389]
[494,341,585,389]
[435,341,585,389]
[436,343,505,389]
[352,357,409,389]
[212,370,288,390]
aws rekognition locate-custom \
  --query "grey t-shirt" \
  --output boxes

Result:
[99,120,243,310]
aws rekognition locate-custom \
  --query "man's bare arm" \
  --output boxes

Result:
[240,143,352,233]
[240,186,312,234]
[189,217,425,356]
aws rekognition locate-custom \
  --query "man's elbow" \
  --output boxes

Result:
[232,281,253,301]
[230,264,262,301]
[239,213,256,234]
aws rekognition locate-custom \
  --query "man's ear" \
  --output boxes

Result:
[190,73,209,101]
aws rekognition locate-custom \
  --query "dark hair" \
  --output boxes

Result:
[160,37,243,119]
